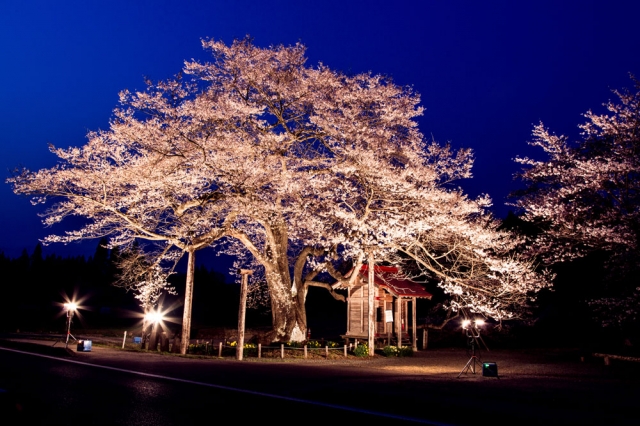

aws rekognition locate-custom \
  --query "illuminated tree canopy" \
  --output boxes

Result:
[513,80,640,327]
[10,38,550,341]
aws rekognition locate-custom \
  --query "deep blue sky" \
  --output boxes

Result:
[2,1,640,265]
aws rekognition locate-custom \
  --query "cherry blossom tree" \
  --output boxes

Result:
[10,38,550,343]
[308,136,550,324]
[9,107,227,353]
[513,80,640,327]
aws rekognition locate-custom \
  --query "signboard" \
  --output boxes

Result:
[385,310,394,323]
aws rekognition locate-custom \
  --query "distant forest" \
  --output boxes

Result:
[0,239,245,334]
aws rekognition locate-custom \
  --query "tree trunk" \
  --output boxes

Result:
[140,315,150,348]
[170,329,182,353]
[180,249,196,354]
[159,332,170,352]
[264,265,306,342]
[234,221,308,343]
[148,321,159,351]
[263,224,306,342]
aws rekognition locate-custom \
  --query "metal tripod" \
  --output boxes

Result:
[457,323,488,378]
[457,332,482,377]
[53,308,77,349]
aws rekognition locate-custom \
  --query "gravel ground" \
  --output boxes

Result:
[3,334,640,425]
[4,332,638,379]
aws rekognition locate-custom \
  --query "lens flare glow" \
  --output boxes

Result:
[145,311,165,324]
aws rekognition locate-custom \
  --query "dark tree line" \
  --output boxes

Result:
[500,212,638,353]
[0,239,241,334]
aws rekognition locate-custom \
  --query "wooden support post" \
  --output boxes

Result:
[236,269,253,361]
[387,318,391,346]
[403,299,409,333]
[281,343,284,359]
[258,343,261,359]
[218,341,222,358]
[368,252,375,356]
[396,297,402,346]
[412,297,417,352]
[304,345,308,358]
[344,345,347,357]
[180,249,196,355]
[122,331,127,349]
[325,345,329,358]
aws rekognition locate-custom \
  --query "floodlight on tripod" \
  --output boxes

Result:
[63,302,78,349]
[457,317,488,377]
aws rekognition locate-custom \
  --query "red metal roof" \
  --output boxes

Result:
[338,264,433,299]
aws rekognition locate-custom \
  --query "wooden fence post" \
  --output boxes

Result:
[218,341,222,358]
[258,343,261,359]
[422,328,428,350]
[281,343,284,359]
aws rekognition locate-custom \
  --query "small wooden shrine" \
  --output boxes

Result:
[332,265,432,350]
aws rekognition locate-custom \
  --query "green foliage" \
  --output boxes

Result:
[305,340,339,348]
[382,345,414,357]
[353,342,369,357]
[188,343,212,355]
[382,345,399,357]
[226,341,258,356]
[242,342,257,356]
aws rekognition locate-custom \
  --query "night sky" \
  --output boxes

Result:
[2,1,640,266]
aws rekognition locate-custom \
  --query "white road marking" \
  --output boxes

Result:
[0,346,454,425]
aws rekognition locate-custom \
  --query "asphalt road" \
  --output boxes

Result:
[1,338,639,425]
